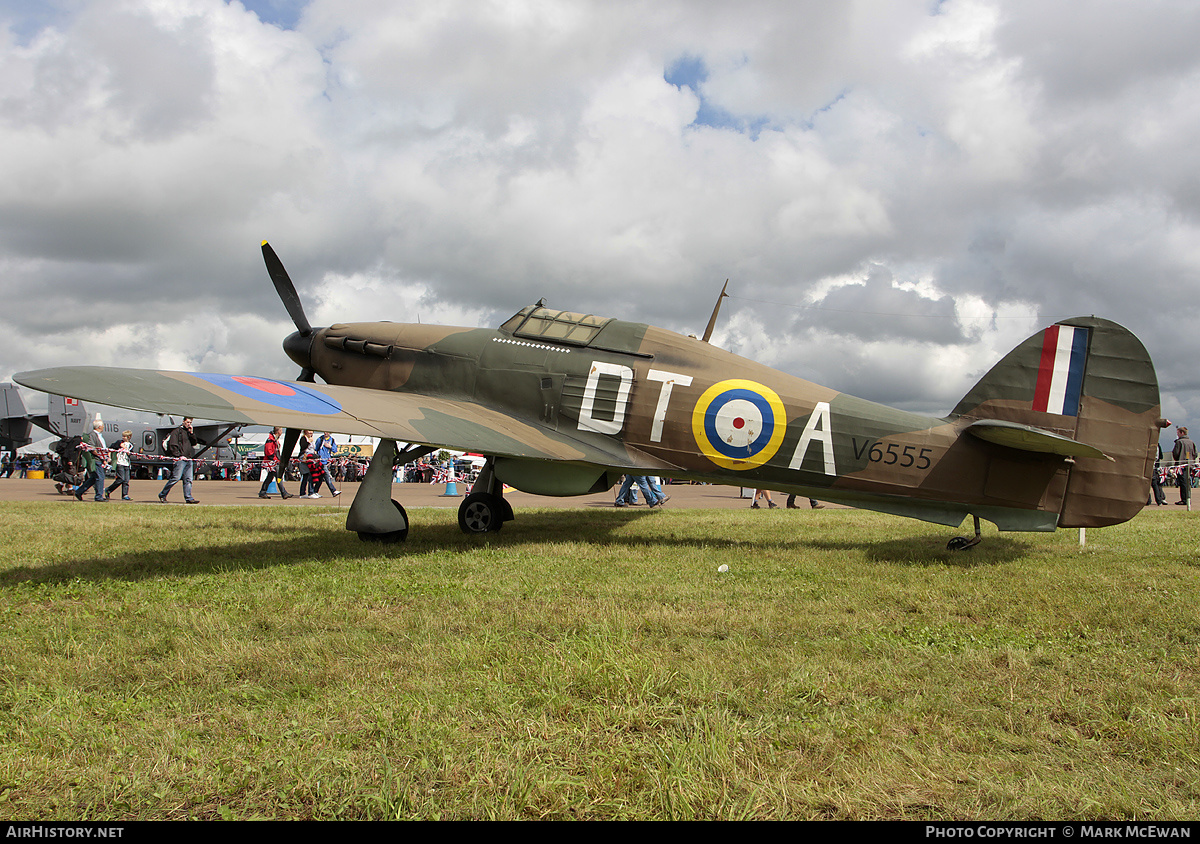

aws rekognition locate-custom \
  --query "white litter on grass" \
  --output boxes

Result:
[717,564,729,573]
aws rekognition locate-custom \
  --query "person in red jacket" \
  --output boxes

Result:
[258,427,293,500]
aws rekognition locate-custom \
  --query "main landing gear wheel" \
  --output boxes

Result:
[459,492,506,534]
[357,500,409,543]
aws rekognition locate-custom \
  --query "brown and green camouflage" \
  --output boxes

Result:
[16,304,1162,535]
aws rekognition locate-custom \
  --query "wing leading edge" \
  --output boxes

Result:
[13,366,667,471]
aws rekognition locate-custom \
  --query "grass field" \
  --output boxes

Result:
[0,501,1197,820]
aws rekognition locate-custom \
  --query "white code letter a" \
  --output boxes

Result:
[788,401,836,475]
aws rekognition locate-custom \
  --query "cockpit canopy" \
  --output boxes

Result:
[500,306,612,347]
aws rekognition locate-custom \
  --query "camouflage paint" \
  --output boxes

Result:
[15,309,1162,535]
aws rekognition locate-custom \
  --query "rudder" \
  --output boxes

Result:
[952,317,1162,528]
[46,394,88,437]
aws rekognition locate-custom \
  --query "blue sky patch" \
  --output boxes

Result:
[664,53,775,138]
[234,0,307,31]
[2,0,70,47]
[665,54,708,91]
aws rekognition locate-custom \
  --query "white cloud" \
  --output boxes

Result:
[1,0,1198,438]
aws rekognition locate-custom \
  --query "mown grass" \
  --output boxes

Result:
[0,501,1197,819]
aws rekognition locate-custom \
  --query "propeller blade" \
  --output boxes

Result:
[276,426,302,498]
[280,426,301,468]
[276,365,316,493]
[262,241,313,337]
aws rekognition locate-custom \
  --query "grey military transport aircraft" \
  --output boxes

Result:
[14,243,1165,549]
[0,385,240,479]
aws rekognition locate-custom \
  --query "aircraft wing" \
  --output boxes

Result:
[13,366,669,470]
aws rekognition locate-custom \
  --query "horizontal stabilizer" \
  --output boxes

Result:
[964,419,1111,461]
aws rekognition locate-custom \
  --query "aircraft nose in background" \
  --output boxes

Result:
[283,329,316,371]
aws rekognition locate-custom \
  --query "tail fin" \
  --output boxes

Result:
[0,383,33,447]
[952,317,1162,528]
[46,394,87,437]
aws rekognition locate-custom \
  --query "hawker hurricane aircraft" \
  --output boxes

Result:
[15,243,1164,548]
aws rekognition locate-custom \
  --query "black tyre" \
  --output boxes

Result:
[459,492,504,534]
[357,500,409,543]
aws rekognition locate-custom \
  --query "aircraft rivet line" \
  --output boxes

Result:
[493,338,569,353]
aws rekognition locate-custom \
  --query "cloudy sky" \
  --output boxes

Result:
[2,0,1198,428]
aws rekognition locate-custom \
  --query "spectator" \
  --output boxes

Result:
[1173,426,1197,506]
[751,489,778,509]
[74,420,109,502]
[103,430,134,500]
[258,427,293,499]
[159,418,200,504]
[615,475,662,507]
[296,430,314,497]
[314,431,341,497]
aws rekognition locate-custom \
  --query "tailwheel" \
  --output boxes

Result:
[459,492,505,534]
[357,500,409,543]
[946,535,982,551]
[946,515,982,551]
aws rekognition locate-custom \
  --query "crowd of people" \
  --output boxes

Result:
[257,429,356,500]
[7,420,1200,509]
[0,452,49,478]
[0,420,379,502]
[613,475,670,507]
[747,489,824,510]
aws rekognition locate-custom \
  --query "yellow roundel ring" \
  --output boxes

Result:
[692,379,788,471]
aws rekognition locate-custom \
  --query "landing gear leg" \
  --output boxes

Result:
[346,439,432,543]
[458,458,514,534]
[947,515,983,551]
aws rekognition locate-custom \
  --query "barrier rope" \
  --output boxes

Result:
[70,442,357,471]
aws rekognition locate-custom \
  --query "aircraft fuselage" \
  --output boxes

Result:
[301,310,1069,531]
